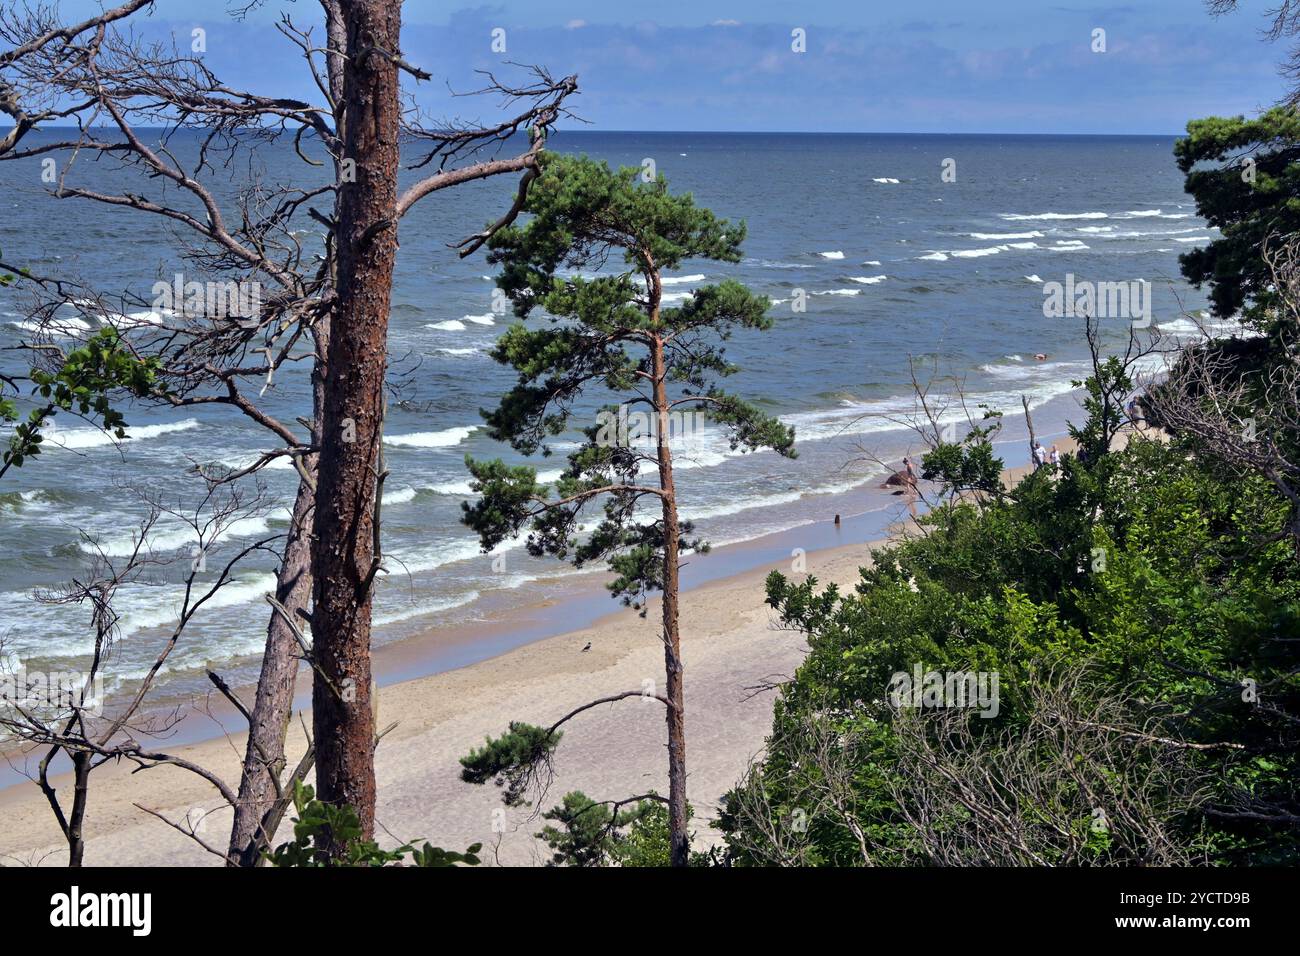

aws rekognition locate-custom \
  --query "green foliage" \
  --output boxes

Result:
[724,382,1300,865]
[1174,107,1300,331]
[919,408,1006,496]
[2,327,160,475]
[459,721,561,807]
[536,790,705,867]
[265,782,481,867]
[536,791,652,866]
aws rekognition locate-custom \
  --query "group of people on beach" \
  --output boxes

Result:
[893,392,1147,491]
[1031,441,1061,472]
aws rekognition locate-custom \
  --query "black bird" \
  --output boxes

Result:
[581,642,592,652]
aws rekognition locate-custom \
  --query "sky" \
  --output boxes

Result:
[47,0,1296,134]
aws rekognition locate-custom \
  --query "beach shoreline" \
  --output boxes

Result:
[0,398,1085,865]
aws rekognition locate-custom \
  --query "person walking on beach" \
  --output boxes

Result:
[1049,444,1060,470]
[903,455,919,490]
[1127,396,1145,428]
[1032,441,1046,471]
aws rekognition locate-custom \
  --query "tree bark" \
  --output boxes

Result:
[67,751,90,867]
[309,0,401,847]
[651,331,690,868]
[226,357,324,865]
[227,1,345,865]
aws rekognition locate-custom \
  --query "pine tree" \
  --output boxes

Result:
[460,152,795,866]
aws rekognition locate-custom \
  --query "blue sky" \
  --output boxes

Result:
[53,0,1294,133]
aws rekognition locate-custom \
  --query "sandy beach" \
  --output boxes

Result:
[0,532,889,866]
[0,433,1069,867]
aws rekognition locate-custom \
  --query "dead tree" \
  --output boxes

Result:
[0,488,280,866]
[0,0,577,859]
[725,667,1212,866]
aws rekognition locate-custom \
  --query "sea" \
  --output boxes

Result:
[0,130,1222,704]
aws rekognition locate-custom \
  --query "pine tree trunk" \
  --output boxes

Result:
[652,332,690,868]
[310,0,401,847]
[227,470,315,863]
[225,329,325,863]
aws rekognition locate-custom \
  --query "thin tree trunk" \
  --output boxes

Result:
[227,1,346,865]
[67,751,90,867]
[651,332,690,868]
[226,391,322,864]
[309,0,401,846]
[1022,395,1038,462]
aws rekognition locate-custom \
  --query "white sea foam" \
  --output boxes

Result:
[8,315,93,336]
[115,309,173,327]
[810,288,861,296]
[872,178,901,184]
[848,275,887,284]
[120,572,280,638]
[426,467,563,497]
[970,231,1043,240]
[223,451,295,472]
[41,418,200,451]
[1080,226,1203,238]
[389,537,523,575]
[979,360,1087,382]
[918,252,949,261]
[782,376,1083,444]
[681,470,885,523]
[80,514,275,558]
[384,425,477,449]
[1157,315,1257,339]
[427,320,466,332]
[373,591,482,627]
[818,251,845,259]
[462,313,496,325]
[662,274,706,285]
[1000,212,1109,221]
[436,347,482,356]
[382,486,418,506]
[429,478,475,496]
[746,258,813,270]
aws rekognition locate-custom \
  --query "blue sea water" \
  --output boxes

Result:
[0,130,1214,698]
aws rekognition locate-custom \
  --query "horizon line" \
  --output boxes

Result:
[24,124,1188,138]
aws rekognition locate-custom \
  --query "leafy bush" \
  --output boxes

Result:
[266,783,481,868]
